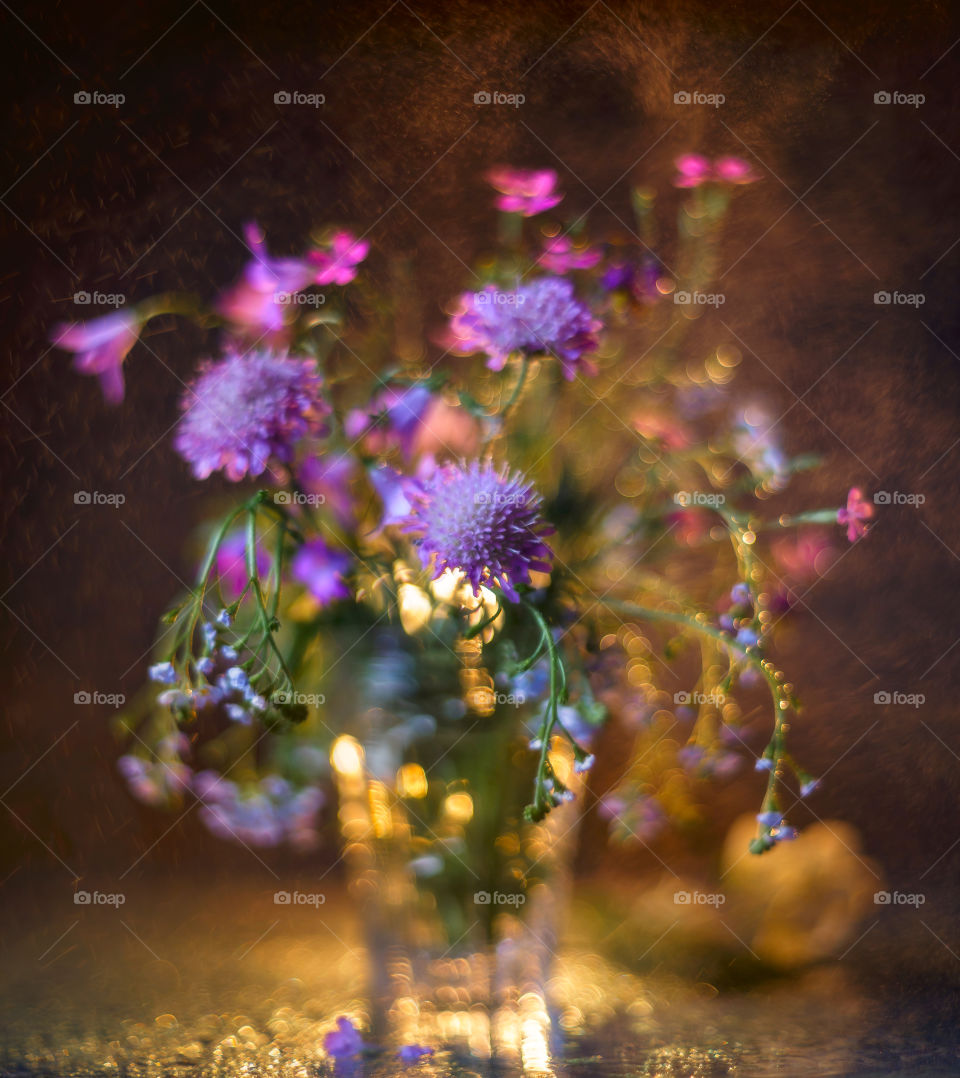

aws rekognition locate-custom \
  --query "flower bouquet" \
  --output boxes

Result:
[50,157,872,1060]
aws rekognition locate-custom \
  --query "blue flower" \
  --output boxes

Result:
[757,811,783,828]
[148,661,177,684]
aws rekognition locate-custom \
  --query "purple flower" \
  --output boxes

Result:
[216,530,270,600]
[754,757,774,772]
[299,452,357,526]
[174,350,329,481]
[344,384,434,459]
[449,277,601,379]
[757,810,783,829]
[369,465,417,528]
[403,460,554,601]
[195,771,323,848]
[308,230,369,285]
[324,1016,364,1059]
[486,167,562,216]
[837,487,874,543]
[51,310,142,403]
[398,1045,434,1064]
[217,222,318,337]
[601,258,662,304]
[537,235,601,273]
[291,538,352,604]
[800,778,820,798]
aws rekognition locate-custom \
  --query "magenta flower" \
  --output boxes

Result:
[537,235,602,273]
[216,530,269,600]
[837,486,874,542]
[308,230,369,286]
[403,460,554,601]
[673,154,759,188]
[486,167,563,216]
[174,350,329,481]
[291,538,352,604]
[51,310,142,403]
[217,222,317,337]
[323,1016,365,1059]
[449,277,601,379]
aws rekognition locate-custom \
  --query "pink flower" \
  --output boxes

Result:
[51,310,142,403]
[308,230,369,286]
[673,154,759,188]
[837,487,874,543]
[486,167,563,216]
[537,235,601,273]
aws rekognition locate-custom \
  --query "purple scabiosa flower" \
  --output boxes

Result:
[449,277,600,379]
[837,487,874,543]
[402,460,554,601]
[174,350,328,481]
[308,230,369,285]
[486,167,562,216]
[291,538,352,604]
[51,310,142,403]
[398,1044,433,1064]
[324,1016,365,1059]
[537,235,601,273]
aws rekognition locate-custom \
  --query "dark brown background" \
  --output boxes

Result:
[1,0,958,986]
